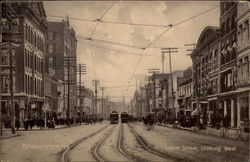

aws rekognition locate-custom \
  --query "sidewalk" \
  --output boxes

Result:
[158,123,249,141]
[0,131,21,140]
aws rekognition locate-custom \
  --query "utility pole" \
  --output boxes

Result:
[100,87,105,117]
[161,52,166,74]
[161,48,178,120]
[62,56,76,126]
[140,82,143,118]
[92,80,99,115]
[0,42,2,136]
[77,64,86,124]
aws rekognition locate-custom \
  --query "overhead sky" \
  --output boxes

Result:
[44,1,220,102]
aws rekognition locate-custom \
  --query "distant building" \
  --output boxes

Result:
[177,67,193,119]
[46,18,77,118]
[77,86,94,116]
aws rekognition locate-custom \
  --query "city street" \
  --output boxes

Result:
[1,1,250,162]
[1,122,249,162]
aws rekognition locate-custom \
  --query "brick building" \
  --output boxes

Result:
[219,2,238,127]
[177,66,193,120]
[1,2,47,125]
[46,18,77,118]
[236,2,250,128]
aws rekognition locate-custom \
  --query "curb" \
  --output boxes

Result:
[0,133,21,140]
[3,124,87,132]
[158,124,249,142]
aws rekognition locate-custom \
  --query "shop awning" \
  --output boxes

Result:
[191,108,199,116]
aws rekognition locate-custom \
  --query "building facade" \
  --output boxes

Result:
[236,2,250,128]
[1,2,47,125]
[47,19,77,119]
[177,67,193,120]
[191,26,220,125]
[219,2,238,128]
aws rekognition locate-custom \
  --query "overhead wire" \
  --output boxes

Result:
[90,1,117,39]
[99,1,117,20]
[54,4,220,100]
[47,14,94,22]
[124,6,219,97]
[78,39,160,57]
[90,21,100,38]
[173,6,219,27]
[101,20,169,28]
[78,35,143,50]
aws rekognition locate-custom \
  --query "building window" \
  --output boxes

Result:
[2,56,8,65]
[2,75,9,93]
[48,32,53,40]
[244,20,249,47]
[48,44,53,53]
[243,56,249,82]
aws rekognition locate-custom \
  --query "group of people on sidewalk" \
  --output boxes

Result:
[141,113,233,132]
[3,116,106,131]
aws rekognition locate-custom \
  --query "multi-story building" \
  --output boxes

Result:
[236,2,250,128]
[57,79,64,117]
[191,26,220,125]
[1,2,47,125]
[219,2,238,127]
[177,67,193,119]
[145,71,183,121]
[46,18,77,118]
[77,86,94,116]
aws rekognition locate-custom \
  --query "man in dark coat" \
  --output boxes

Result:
[15,118,20,130]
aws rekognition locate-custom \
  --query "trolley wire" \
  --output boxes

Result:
[79,39,160,57]
[173,6,219,27]
[78,35,143,50]
[99,1,117,20]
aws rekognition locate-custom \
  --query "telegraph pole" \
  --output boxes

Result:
[100,87,105,117]
[77,64,86,124]
[161,52,166,74]
[161,48,178,120]
[92,80,99,115]
[0,43,2,136]
[62,56,76,126]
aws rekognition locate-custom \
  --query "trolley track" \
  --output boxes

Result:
[127,123,186,161]
[59,124,110,162]
[91,125,117,161]
[118,123,146,162]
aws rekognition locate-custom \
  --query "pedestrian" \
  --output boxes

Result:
[24,118,28,130]
[41,118,45,130]
[15,118,20,130]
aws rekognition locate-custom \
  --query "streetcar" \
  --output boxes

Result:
[110,111,119,124]
[120,112,129,123]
